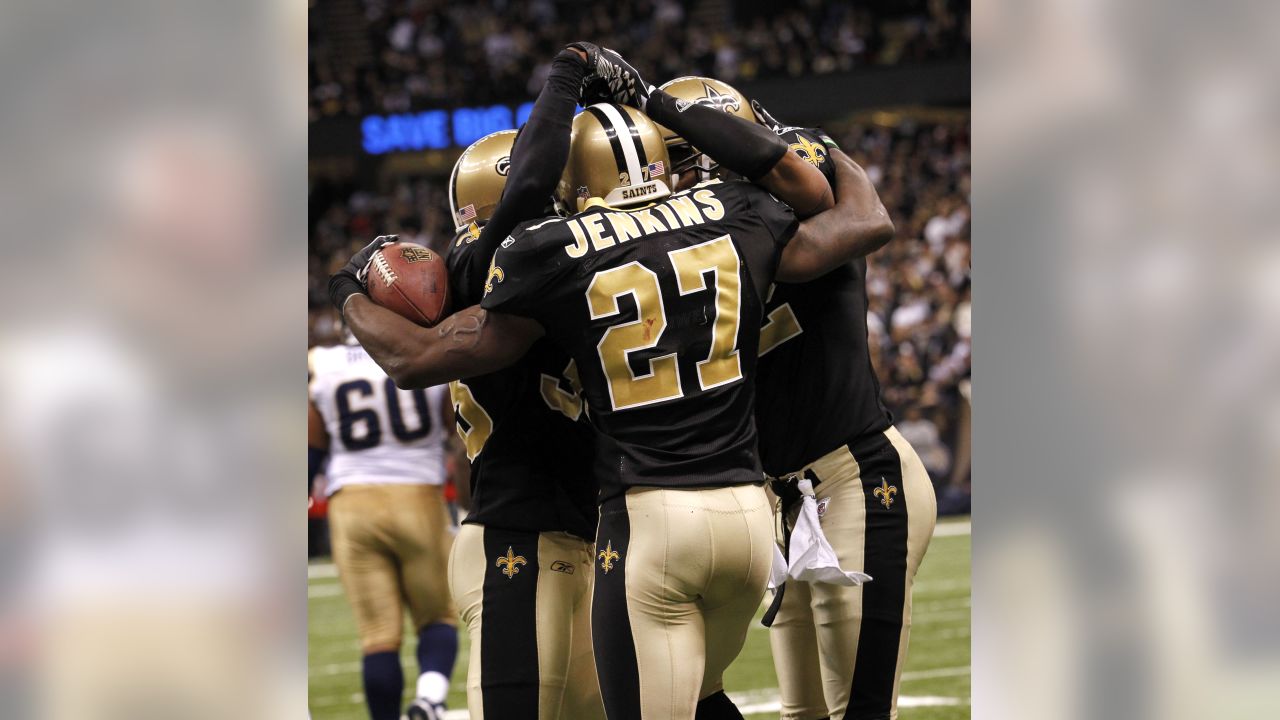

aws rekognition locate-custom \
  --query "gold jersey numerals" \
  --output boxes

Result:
[540,359,585,421]
[587,234,745,412]
[448,380,493,460]
[758,302,802,356]
[588,261,679,410]
[670,235,743,389]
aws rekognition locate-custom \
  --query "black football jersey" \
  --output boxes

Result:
[754,128,893,475]
[445,224,598,541]
[481,180,798,501]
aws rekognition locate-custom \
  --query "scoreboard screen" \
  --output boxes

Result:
[362,102,536,154]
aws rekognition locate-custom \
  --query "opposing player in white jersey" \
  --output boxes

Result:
[308,342,458,720]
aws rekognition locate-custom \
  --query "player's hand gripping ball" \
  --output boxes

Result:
[366,240,450,326]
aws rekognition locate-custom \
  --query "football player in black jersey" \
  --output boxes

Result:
[749,99,937,720]
[335,46,606,720]
[331,80,891,720]
[330,41,894,719]
[648,75,938,719]
[430,46,605,720]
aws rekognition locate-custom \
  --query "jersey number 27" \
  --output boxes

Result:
[587,234,744,411]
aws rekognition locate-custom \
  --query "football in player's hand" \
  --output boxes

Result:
[366,242,450,326]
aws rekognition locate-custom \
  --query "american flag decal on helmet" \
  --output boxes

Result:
[647,161,665,178]
[456,203,477,223]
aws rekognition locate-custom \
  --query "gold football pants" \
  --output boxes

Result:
[592,484,774,720]
[328,483,457,653]
[449,523,605,720]
[769,427,937,720]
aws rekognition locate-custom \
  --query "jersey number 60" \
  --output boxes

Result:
[335,378,433,450]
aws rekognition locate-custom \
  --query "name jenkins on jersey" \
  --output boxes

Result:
[481,179,798,500]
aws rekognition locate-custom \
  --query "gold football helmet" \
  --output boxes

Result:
[654,77,757,187]
[448,129,516,230]
[556,104,673,214]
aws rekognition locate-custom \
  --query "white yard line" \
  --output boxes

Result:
[934,518,971,537]
[901,665,971,681]
[914,577,971,594]
[309,562,338,580]
[308,584,344,599]
[913,609,971,625]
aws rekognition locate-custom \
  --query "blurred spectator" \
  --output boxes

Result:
[309,0,971,119]
[898,405,951,479]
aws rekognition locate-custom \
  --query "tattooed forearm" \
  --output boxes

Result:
[437,307,488,351]
[344,295,539,388]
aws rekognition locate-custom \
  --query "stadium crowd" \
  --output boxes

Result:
[308,116,971,507]
[310,0,970,118]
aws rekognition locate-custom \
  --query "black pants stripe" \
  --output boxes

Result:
[846,435,908,720]
[451,523,604,719]
[480,528,541,716]
[591,494,642,720]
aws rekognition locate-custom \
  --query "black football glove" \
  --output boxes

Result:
[327,234,397,315]
[570,42,653,111]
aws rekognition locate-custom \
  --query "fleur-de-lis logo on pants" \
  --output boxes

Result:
[873,478,898,509]
[598,541,620,574]
[496,546,527,579]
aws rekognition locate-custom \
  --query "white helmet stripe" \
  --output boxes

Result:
[594,103,645,184]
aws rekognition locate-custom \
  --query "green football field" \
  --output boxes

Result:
[309,517,970,719]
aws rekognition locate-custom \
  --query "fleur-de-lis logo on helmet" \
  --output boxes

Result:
[873,478,898,509]
[496,546,527,579]
[697,83,741,113]
[598,541,621,574]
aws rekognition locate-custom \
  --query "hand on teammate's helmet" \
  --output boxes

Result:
[570,42,653,111]
[328,234,398,314]
[556,45,590,68]
[750,98,787,134]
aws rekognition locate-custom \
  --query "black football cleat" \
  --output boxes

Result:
[404,698,444,720]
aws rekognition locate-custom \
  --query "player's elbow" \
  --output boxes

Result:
[868,214,895,252]
[765,152,833,218]
[383,357,433,390]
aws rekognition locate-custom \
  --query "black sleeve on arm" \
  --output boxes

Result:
[742,183,800,249]
[645,89,789,181]
[474,51,585,258]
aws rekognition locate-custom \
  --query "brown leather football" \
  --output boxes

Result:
[366,242,450,327]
